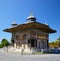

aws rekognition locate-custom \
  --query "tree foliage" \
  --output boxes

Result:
[0,43,3,48]
[1,39,9,47]
[49,37,60,48]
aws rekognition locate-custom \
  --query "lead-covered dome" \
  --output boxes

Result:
[26,13,36,23]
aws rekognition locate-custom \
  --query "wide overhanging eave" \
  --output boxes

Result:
[3,22,57,33]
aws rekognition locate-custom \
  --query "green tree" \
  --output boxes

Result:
[49,42,54,45]
[1,39,9,47]
[57,37,60,47]
[0,43,3,48]
[49,37,60,48]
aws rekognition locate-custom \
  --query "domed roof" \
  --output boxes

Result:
[27,15,36,20]
[26,12,36,23]
[27,12,36,20]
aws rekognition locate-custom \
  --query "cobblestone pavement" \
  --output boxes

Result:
[0,52,60,61]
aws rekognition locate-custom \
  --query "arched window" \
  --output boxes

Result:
[23,34,26,40]
[16,35,19,40]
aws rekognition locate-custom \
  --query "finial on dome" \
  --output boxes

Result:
[44,18,48,26]
[30,11,33,16]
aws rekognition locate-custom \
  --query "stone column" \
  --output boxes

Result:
[37,39,40,49]
[14,43,17,49]
[22,44,23,49]
[25,44,28,49]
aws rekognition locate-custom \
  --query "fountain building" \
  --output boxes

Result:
[3,14,56,53]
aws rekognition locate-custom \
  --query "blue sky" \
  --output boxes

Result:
[0,0,60,42]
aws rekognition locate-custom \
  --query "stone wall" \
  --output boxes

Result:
[12,29,48,50]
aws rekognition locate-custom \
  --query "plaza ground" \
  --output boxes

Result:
[0,52,60,61]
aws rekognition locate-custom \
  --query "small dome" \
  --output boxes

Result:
[44,19,49,26]
[12,21,16,24]
[11,21,17,26]
[45,22,48,26]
